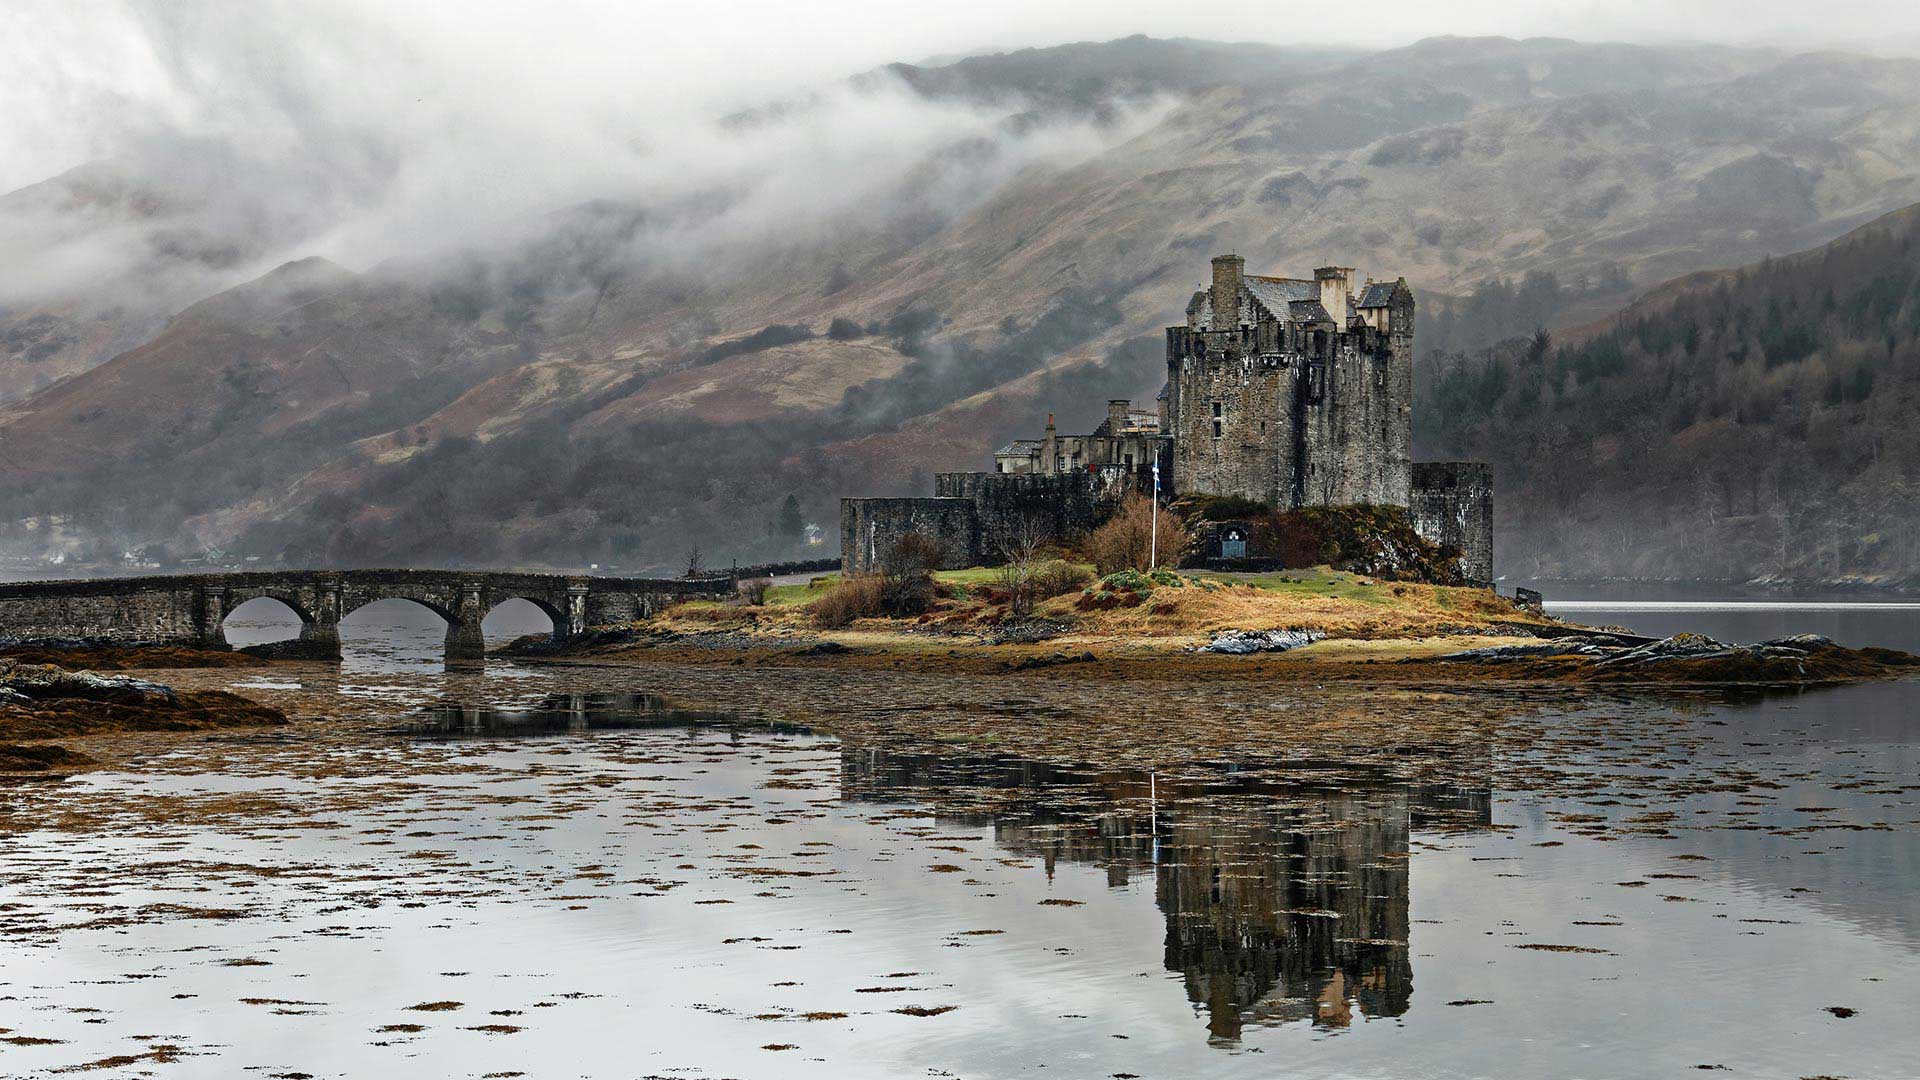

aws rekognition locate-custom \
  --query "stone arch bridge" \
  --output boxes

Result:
[0,569,743,662]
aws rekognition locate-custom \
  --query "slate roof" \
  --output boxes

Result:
[996,439,1043,456]
[1357,281,1398,308]
[1289,299,1334,323]
[1246,275,1317,310]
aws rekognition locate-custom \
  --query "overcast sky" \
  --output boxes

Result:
[4,0,1917,304]
[6,0,1920,195]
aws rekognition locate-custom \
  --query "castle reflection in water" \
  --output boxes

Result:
[840,747,1493,1042]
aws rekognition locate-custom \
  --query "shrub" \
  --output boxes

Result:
[879,532,943,615]
[1030,559,1093,600]
[1083,495,1192,575]
[1075,568,1165,610]
[808,574,886,628]
[735,577,773,605]
[1265,504,1465,584]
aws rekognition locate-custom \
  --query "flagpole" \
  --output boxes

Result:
[1150,457,1159,570]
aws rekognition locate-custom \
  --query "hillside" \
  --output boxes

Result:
[1419,201,1920,586]
[0,161,325,404]
[10,35,1920,574]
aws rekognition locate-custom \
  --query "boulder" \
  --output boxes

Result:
[1202,629,1326,655]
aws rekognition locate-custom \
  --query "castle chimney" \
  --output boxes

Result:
[1107,399,1129,433]
[1210,254,1244,328]
[1314,266,1355,326]
[1043,412,1057,474]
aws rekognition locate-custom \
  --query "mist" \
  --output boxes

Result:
[11,1,1920,279]
[1,2,1180,322]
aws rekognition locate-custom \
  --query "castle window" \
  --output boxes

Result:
[1210,401,1223,438]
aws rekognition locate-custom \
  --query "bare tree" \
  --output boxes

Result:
[878,532,943,614]
[993,514,1050,617]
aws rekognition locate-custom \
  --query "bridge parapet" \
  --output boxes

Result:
[0,569,736,663]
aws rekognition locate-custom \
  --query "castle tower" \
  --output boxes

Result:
[1167,256,1412,509]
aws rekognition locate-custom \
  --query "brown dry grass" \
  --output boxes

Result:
[660,566,1544,645]
[1044,574,1536,639]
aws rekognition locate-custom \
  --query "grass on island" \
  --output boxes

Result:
[1187,567,1397,606]
[664,561,1542,644]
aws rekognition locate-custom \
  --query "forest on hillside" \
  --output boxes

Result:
[1416,208,1920,585]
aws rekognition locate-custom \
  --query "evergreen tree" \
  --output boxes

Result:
[776,494,806,548]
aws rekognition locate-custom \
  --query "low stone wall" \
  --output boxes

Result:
[843,464,1491,585]
[1410,462,1494,587]
[732,557,841,579]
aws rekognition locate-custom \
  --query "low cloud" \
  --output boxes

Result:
[0,1,1165,313]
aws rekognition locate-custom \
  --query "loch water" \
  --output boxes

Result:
[0,598,1915,1078]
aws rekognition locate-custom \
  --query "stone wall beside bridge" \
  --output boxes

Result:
[0,568,752,663]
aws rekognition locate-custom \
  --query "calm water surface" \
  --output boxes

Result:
[0,599,1915,1078]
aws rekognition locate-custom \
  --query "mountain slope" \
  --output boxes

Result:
[0,160,325,404]
[12,35,1920,574]
[1419,201,1920,585]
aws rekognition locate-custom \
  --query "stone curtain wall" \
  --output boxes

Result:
[839,498,980,574]
[1409,462,1494,586]
[841,471,1145,575]
[936,471,1122,545]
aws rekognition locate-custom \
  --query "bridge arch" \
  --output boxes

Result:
[219,596,309,651]
[484,596,564,646]
[224,592,315,624]
[341,595,458,625]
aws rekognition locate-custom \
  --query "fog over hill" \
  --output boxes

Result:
[7,23,1920,580]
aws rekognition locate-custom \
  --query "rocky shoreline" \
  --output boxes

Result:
[510,620,1920,688]
[0,659,287,773]
[1430,632,1920,682]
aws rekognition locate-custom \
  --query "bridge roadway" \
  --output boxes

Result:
[0,567,744,662]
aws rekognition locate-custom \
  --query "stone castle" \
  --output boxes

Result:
[842,254,1493,584]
